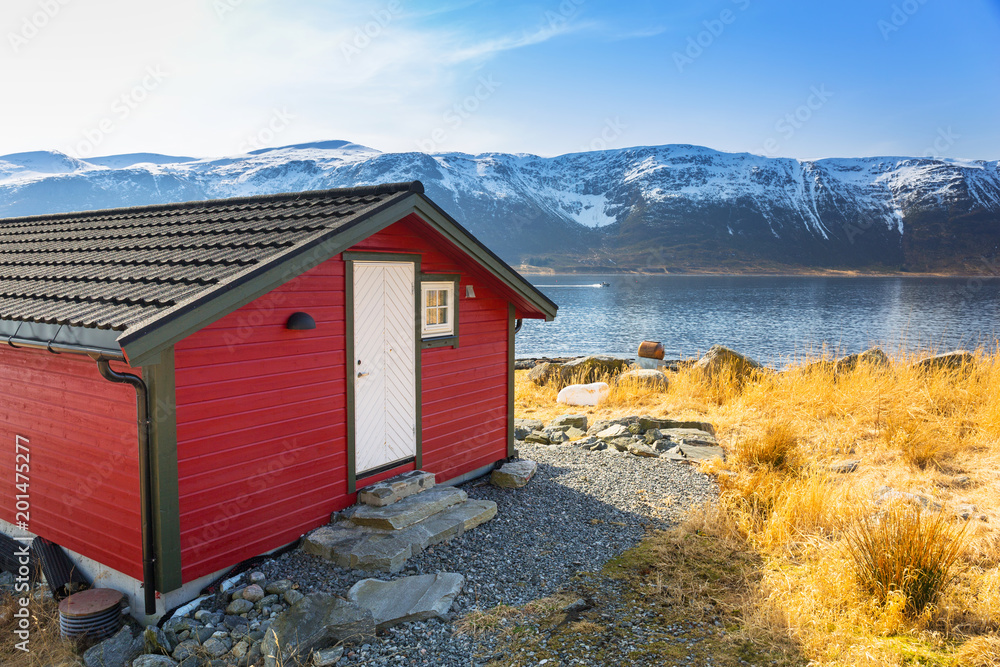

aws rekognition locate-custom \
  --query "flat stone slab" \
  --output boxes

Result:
[662,444,725,463]
[550,414,588,430]
[348,573,465,630]
[262,593,374,667]
[350,486,466,530]
[491,460,538,488]
[358,470,436,507]
[303,498,497,572]
[597,424,629,439]
[659,428,718,447]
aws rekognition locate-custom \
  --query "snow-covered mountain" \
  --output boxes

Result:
[2,141,998,272]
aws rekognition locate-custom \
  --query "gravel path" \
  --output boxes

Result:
[258,442,718,666]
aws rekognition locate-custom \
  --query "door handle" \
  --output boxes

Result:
[357,372,369,378]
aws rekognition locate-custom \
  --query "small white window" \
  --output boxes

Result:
[421,281,455,338]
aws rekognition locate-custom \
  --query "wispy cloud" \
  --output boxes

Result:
[442,19,597,64]
[611,25,668,40]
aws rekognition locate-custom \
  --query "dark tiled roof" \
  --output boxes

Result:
[0,182,421,332]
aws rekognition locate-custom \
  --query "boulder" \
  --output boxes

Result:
[170,639,201,662]
[84,626,139,667]
[202,637,229,658]
[564,426,587,440]
[491,460,538,488]
[524,432,550,444]
[313,646,345,666]
[226,598,254,615]
[556,382,609,406]
[541,427,569,444]
[265,580,293,595]
[242,584,265,602]
[913,350,975,372]
[692,345,761,381]
[514,418,545,440]
[573,436,600,449]
[143,625,174,656]
[560,355,629,384]
[834,347,890,374]
[347,573,464,630]
[828,459,859,474]
[261,593,375,667]
[628,443,660,457]
[608,437,634,452]
[596,424,629,440]
[132,656,179,667]
[550,414,588,431]
[528,362,563,386]
[616,368,669,391]
[659,428,718,447]
[639,416,716,436]
[661,443,725,462]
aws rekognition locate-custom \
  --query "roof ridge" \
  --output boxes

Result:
[0,181,424,226]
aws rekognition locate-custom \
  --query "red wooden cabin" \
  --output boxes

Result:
[0,182,556,617]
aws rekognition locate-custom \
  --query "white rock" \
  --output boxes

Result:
[556,382,609,406]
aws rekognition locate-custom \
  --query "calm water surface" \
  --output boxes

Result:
[515,275,1000,364]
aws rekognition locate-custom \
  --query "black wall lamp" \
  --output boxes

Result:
[286,312,317,330]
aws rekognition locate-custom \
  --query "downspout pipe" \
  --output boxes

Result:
[513,319,523,334]
[97,360,157,616]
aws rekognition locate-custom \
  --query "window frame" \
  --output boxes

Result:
[419,274,460,349]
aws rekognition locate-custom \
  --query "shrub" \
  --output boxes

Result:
[732,422,800,472]
[844,504,966,617]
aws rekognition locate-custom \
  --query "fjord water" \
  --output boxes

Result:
[516,275,1000,365]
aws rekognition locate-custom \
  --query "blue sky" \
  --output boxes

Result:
[1,0,997,160]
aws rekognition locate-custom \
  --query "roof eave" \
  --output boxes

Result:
[118,193,420,366]
[407,196,558,321]
[117,189,557,367]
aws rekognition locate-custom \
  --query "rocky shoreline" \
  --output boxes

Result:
[68,415,718,667]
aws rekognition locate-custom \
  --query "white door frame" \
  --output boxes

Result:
[345,253,421,491]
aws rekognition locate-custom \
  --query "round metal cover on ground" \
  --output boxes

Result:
[59,588,124,640]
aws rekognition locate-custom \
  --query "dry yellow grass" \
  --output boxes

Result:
[0,591,82,667]
[516,347,1000,665]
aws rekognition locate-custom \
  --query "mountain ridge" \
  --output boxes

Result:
[1,142,998,274]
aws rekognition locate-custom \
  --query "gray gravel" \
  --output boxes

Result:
[257,441,718,666]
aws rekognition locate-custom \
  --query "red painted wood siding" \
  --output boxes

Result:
[0,347,141,579]
[174,258,349,582]
[174,213,511,582]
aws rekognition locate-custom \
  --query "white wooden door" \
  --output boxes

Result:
[353,261,417,474]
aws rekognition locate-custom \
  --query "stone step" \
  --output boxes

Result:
[349,486,466,531]
[358,470,436,507]
[303,498,498,572]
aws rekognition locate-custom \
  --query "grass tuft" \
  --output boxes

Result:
[844,503,967,617]
[731,421,801,472]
